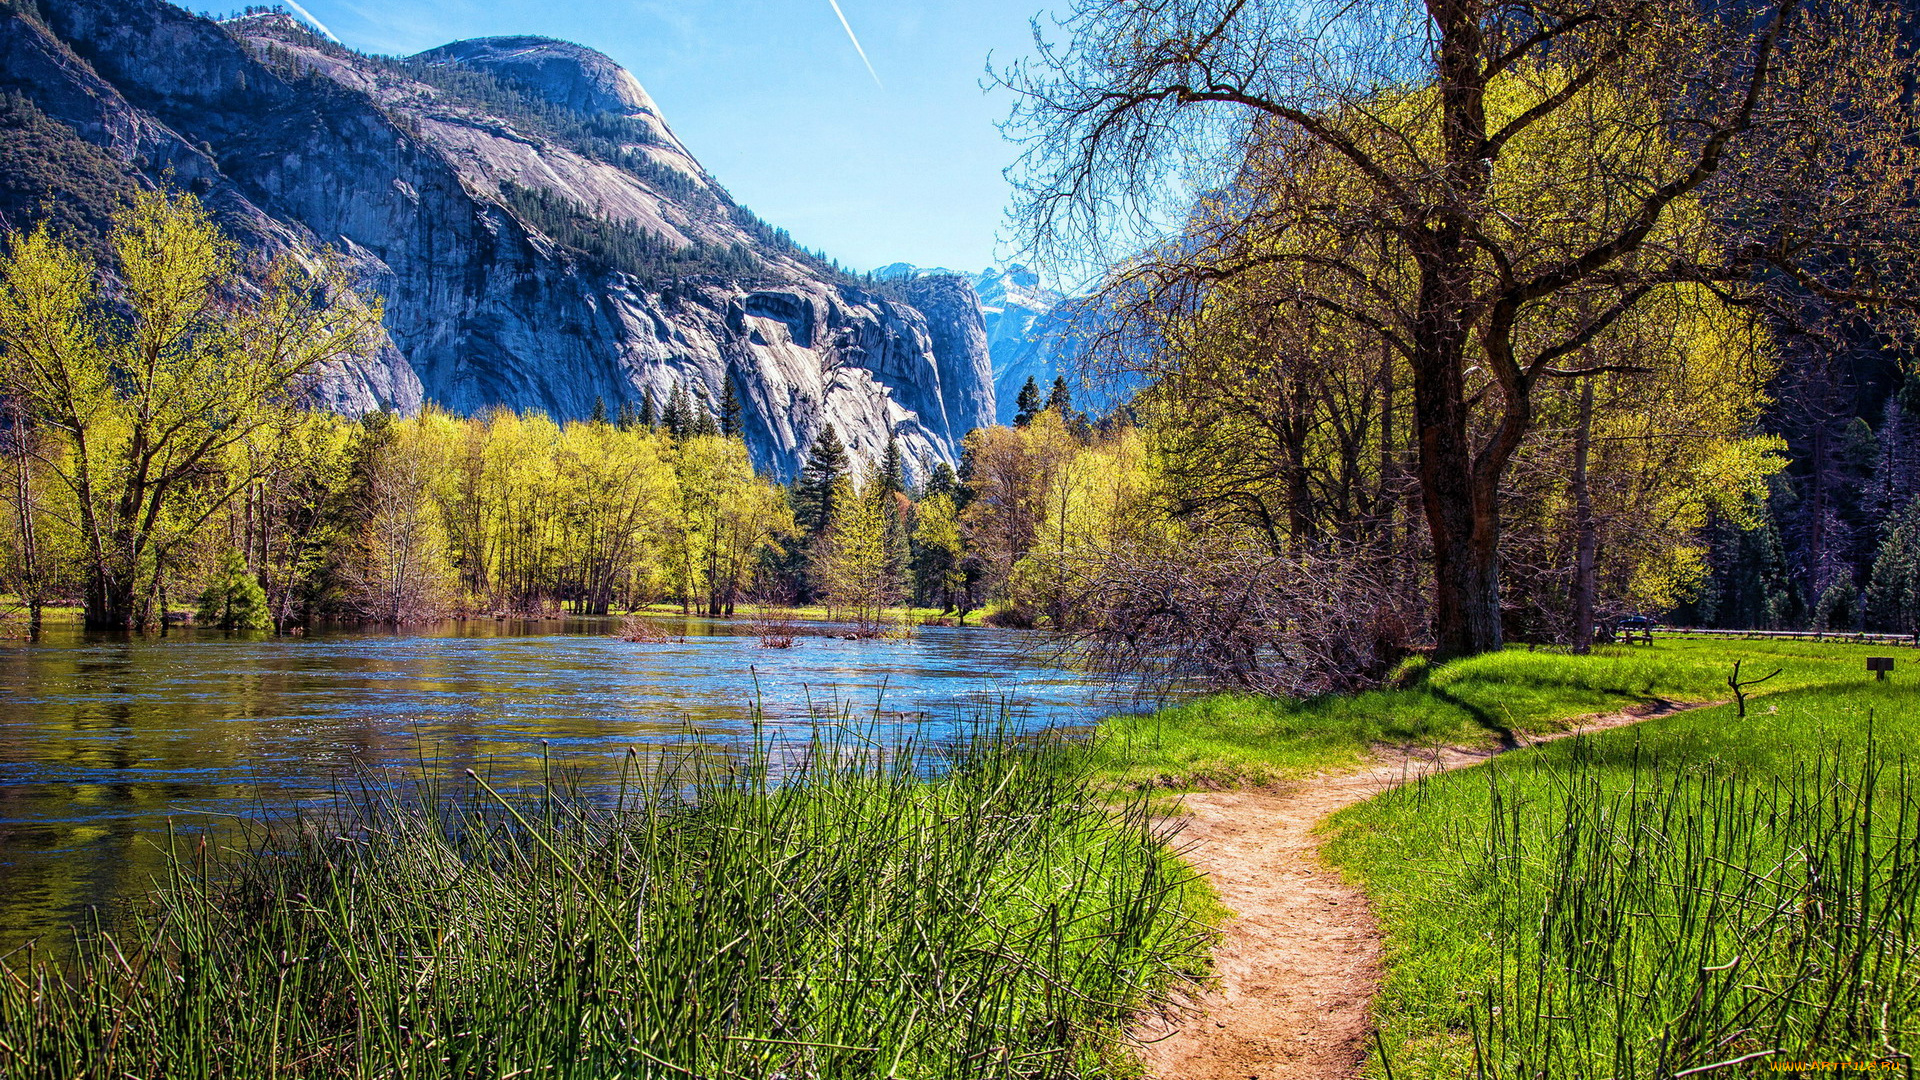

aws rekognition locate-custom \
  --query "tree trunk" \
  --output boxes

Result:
[1570,379,1598,654]
[1411,285,1504,659]
[1377,337,1397,554]
[85,570,139,630]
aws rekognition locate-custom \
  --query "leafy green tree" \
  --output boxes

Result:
[0,389,67,634]
[912,491,971,616]
[236,411,357,631]
[196,549,270,630]
[1004,0,1920,656]
[0,190,381,629]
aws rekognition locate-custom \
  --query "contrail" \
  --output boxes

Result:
[281,0,344,44]
[825,0,883,88]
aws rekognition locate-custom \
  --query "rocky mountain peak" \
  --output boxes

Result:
[220,10,327,44]
[410,36,689,157]
[0,0,1000,480]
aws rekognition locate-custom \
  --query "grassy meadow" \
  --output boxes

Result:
[1090,636,1919,1077]
[1089,638,1918,788]
[0,727,1216,1079]
[1324,673,1920,1077]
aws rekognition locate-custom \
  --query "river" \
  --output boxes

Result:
[0,617,1119,956]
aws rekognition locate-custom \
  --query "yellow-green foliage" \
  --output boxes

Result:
[961,411,1167,622]
[1152,66,1786,620]
[366,408,788,617]
[0,190,381,627]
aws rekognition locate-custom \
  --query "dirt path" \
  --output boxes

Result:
[1134,699,1698,1080]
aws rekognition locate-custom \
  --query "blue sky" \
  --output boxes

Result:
[182,0,1054,274]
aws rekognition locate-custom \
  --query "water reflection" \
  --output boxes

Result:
[0,618,1120,954]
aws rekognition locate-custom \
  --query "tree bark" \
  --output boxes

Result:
[1411,254,1505,657]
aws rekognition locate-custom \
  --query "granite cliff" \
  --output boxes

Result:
[878,262,1122,425]
[0,0,994,478]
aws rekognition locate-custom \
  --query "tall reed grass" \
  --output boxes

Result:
[0,724,1213,1078]
[1355,730,1918,1077]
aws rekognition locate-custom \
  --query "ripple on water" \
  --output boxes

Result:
[0,618,1120,952]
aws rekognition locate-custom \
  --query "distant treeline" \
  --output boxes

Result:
[0,190,1131,636]
[496,183,761,286]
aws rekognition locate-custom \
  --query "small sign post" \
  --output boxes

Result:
[1868,657,1896,681]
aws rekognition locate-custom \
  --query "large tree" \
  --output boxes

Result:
[1002,0,1920,655]
[0,190,380,629]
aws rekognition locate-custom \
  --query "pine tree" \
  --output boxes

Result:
[638,388,657,429]
[1866,496,1920,633]
[692,395,719,437]
[879,434,905,495]
[590,396,608,425]
[794,424,850,539]
[720,377,743,437]
[616,400,635,430]
[1866,390,1920,523]
[815,477,907,632]
[1685,484,1804,629]
[924,461,959,501]
[1047,376,1072,415]
[665,383,691,439]
[196,550,271,630]
[1014,377,1043,427]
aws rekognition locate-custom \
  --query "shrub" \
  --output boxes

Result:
[195,550,271,629]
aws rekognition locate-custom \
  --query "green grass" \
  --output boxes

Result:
[1089,639,1918,788]
[1322,677,1920,1077]
[0,726,1217,1079]
[0,596,82,625]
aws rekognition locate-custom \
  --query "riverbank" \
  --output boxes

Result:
[7,638,1911,1077]
[1087,638,1913,788]
[1096,640,1919,1078]
[0,597,1000,633]
[0,620,1113,955]
[0,727,1218,1078]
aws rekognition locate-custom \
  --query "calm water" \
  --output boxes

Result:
[0,618,1119,955]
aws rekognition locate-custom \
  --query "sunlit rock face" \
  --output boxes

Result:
[0,1,996,479]
[882,262,1120,426]
[974,265,1071,423]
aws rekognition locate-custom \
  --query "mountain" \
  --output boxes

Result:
[883,262,1125,425]
[972,265,1073,424]
[0,0,994,479]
